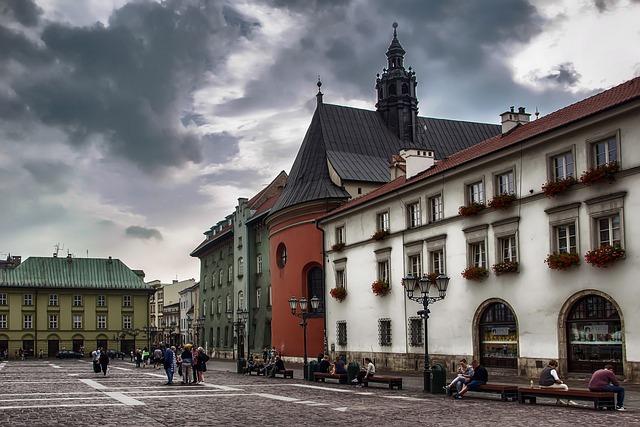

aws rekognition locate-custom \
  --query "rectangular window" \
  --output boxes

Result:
[554,223,577,254]
[592,136,618,167]
[597,214,621,247]
[73,295,83,307]
[467,181,484,204]
[377,260,390,284]
[219,270,223,285]
[23,314,33,329]
[256,288,261,309]
[469,241,486,268]
[499,235,518,262]
[0,314,7,329]
[376,211,390,232]
[256,254,263,274]
[268,286,272,307]
[255,230,262,244]
[335,226,345,244]
[217,298,222,314]
[408,253,422,277]
[228,265,233,282]
[48,314,58,329]
[0,293,6,305]
[409,317,423,347]
[336,321,347,346]
[335,269,346,288]
[123,315,132,329]
[73,314,82,329]
[97,315,107,329]
[407,202,421,228]
[23,294,32,306]
[430,249,444,275]
[123,295,132,307]
[378,319,392,347]
[49,294,58,307]
[238,258,244,276]
[552,151,574,180]
[428,194,443,222]
[97,295,106,307]
[496,171,514,195]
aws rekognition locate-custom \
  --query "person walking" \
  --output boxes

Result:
[142,347,149,368]
[162,345,176,385]
[153,347,163,369]
[588,364,625,411]
[98,348,109,376]
[180,344,193,384]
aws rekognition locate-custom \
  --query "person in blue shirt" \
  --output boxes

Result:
[455,360,488,399]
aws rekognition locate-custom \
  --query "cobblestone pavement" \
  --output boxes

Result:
[0,359,638,426]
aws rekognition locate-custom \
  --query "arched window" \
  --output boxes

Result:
[210,298,215,315]
[217,297,222,314]
[566,295,622,373]
[401,83,409,94]
[388,84,397,96]
[238,257,244,276]
[226,295,231,313]
[276,243,287,268]
[307,267,324,314]
[478,302,518,368]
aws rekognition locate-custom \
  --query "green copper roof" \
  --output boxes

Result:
[0,256,151,290]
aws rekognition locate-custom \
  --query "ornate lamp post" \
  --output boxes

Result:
[288,295,320,380]
[402,274,450,392]
[227,308,248,372]
[195,316,205,348]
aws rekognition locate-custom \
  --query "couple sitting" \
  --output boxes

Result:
[444,359,488,399]
[317,354,347,376]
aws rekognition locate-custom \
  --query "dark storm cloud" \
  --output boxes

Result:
[22,159,70,192]
[1,0,258,171]
[201,132,241,163]
[125,225,163,240]
[539,63,582,88]
[200,168,267,187]
[0,0,42,27]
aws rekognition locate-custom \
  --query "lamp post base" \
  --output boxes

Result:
[423,368,432,393]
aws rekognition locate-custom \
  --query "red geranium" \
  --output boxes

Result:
[488,194,517,210]
[541,177,575,198]
[371,280,391,296]
[461,266,489,281]
[458,202,486,217]
[371,230,390,241]
[584,245,625,268]
[580,162,619,185]
[492,261,519,275]
[545,253,580,270]
[330,287,347,301]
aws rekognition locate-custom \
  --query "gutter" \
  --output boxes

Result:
[315,206,329,355]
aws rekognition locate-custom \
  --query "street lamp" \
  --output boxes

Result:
[227,308,248,373]
[187,314,193,344]
[195,316,205,348]
[288,295,320,380]
[402,273,450,392]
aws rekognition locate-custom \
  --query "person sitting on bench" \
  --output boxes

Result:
[588,364,625,411]
[455,360,487,399]
[539,359,576,406]
[353,357,375,386]
[318,354,331,373]
[445,358,473,396]
[269,355,285,377]
[330,356,347,375]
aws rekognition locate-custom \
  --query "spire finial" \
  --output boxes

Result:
[317,74,322,92]
[316,75,323,105]
[392,22,398,37]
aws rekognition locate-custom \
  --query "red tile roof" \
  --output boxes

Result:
[323,76,640,220]
[253,193,281,216]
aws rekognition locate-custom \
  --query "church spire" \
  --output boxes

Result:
[376,23,419,143]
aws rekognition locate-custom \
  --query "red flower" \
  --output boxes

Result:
[330,287,347,301]
[371,280,391,296]
[584,245,625,268]
[488,194,517,210]
[492,261,519,275]
[545,253,580,270]
[458,202,486,217]
[580,162,619,186]
[371,230,390,241]
[541,177,576,198]
[461,266,489,281]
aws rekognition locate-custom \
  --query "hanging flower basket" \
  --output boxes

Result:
[371,230,390,241]
[425,272,438,284]
[584,245,625,268]
[330,287,347,301]
[461,266,489,281]
[488,194,517,210]
[545,252,580,270]
[371,280,391,296]
[331,242,345,252]
[541,177,576,198]
[579,162,619,185]
[458,202,486,217]
[492,261,519,275]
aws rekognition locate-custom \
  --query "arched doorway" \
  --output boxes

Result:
[47,334,60,357]
[307,266,324,314]
[72,334,84,354]
[566,294,622,373]
[21,334,34,358]
[477,301,518,369]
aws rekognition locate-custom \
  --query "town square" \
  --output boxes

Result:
[1,0,640,425]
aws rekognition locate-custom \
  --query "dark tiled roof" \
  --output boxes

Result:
[190,224,233,258]
[270,102,499,214]
[323,76,640,219]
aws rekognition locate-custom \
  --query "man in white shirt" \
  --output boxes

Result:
[353,357,375,386]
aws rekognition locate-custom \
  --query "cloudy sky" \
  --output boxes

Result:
[1,0,638,282]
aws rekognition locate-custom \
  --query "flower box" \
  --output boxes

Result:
[331,242,345,252]
[584,245,625,268]
[488,193,517,210]
[425,272,438,284]
[492,261,519,275]
[371,230,390,241]
[461,266,488,281]
[330,287,347,301]
[579,162,619,185]
[371,280,391,296]
[458,202,486,217]
[541,177,576,198]
[545,252,580,270]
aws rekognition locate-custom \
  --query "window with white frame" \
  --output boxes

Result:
[430,249,444,275]
[219,270,223,286]
[238,291,244,310]
[123,315,132,329]
[335,269,346,289]
[409,317,423,347]
[407,201,422,228]
[217,297,222,314]
[0,293,6,305]
[377,211,390,232]
[23,314,33,329]
[551,151,574,180]
[48,314,58,329]
[23,294,32,306]
[256,288,261,309]
[378,318,392,346]
[377,260,390,283]
[335,226,345,244]
[496,170,515,195]
[97,295,106,307]
[596,213,622,247]
[553,223,577,254]
[73,295,83,307]
[49,294,58,307]
[210,299,215,315]
[467,181,485,204]
[408,253,422,277]
[73,314,82,329]
[238,257,244,276]
[498,235,518,262]
[469,241,487,268]
[256,254,263,274]
[336,321,347,346]
[592,136,618,167]
[0,314,7,329]
[123,295,132,307]
[97,315,107,329]
[225,295,231,312]
[428,194,443,222]
[228,265,233,282]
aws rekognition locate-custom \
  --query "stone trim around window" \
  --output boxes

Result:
[463,224,488,243]
[585,128,621,168]
[492,217,519,238]
[545,144,577,182]
[585,192,625,250]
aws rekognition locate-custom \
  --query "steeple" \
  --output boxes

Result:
[316,75,323,105]
[376,22,419,143]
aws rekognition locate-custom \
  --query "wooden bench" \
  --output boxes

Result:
[470,383,519,401]
[246,367,264,376]
[518,387,616,410]
[272,369,294,379]
[363,375,403,390]
[314,372,348,384]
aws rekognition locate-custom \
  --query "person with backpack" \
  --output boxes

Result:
[195,347,209,383]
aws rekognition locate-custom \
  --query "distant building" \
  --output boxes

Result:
[0,254,153,358]
[147,278,195,345]
[178,281,199,345]
[161,302,180,347]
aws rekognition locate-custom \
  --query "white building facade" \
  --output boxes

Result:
[319,78,640,381]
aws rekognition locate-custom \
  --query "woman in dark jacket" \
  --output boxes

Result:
[196,347,209,383]
[98,350,109,376]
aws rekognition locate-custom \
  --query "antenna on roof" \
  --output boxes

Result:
[535,106,540,120]
[53,243,64,258]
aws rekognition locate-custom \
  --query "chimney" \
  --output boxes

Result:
[133,269,146,280]
[500,106,530,134]
[389,154,406,180]
[66,253,72,263]
[399,149,435,179]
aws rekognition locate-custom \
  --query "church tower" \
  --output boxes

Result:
[376,23,418,143]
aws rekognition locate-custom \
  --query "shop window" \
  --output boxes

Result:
[478,302,518,369]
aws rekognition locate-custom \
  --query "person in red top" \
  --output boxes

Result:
[588,364,625,411]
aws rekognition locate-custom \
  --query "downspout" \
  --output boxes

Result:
[402,227,408,359]
[34,289,38,358]
[315,211,328,355]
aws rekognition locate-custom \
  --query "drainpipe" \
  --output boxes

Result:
[315,212,328,355]
[34,289,38,358]
[402,229,409,362]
